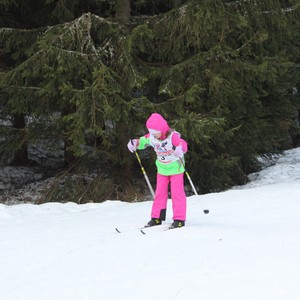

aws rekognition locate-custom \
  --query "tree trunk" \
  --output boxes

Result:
[115,0,131,22]
[13,113,29,165]
[115,122,133,179]
[61,107,78,167]
[64,139,77,167]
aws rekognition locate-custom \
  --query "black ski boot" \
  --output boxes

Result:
[169,220,185,229]
[145,218,162,227]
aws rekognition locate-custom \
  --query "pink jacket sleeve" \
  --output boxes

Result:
[172,132,188,153]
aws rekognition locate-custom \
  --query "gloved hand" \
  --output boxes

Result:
[127,139,138,153]
[173,145,184,158]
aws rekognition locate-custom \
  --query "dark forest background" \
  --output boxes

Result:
[1,0,300,203]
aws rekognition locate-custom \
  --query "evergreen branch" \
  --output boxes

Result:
[90,13,116,26]
[48,46,99,58]
[261,6,299,14]
[236,32,263,52]
[0,27,43,33]
[7,49,44,70]
[2,45,96,76]
[226,0,299,14]
[40,13,115,57]
[41,13,116,36]
[0,84,40,90]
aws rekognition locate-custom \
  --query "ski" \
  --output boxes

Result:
[115,226,146,234]
[141,222,188,233]
[139,224,173,234]
[115,224,172,234]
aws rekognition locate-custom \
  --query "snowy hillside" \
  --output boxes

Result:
[1,148,300,300]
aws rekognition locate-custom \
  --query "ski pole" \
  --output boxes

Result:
[180,158,209,214]
[134,148,155,199]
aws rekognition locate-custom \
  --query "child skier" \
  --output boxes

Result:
[127,113,188,229]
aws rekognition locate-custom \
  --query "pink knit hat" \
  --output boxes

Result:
[146,113,170,134]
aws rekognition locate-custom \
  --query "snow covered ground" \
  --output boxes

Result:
[0,147,300,300]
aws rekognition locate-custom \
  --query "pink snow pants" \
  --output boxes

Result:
[151,173,187,221]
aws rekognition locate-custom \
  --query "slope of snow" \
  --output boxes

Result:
[0,148,300,300]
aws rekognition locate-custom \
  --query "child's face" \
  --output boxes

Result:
[153,132,162,139]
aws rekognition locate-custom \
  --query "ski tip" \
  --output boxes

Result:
[140,229,146,235]
[115,228,121,233]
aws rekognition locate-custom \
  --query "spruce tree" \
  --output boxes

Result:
[1,0,299,198]
[0,1,125,166]
[119,0,300,192]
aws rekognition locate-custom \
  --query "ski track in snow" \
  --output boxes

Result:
[0,147,300,300]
